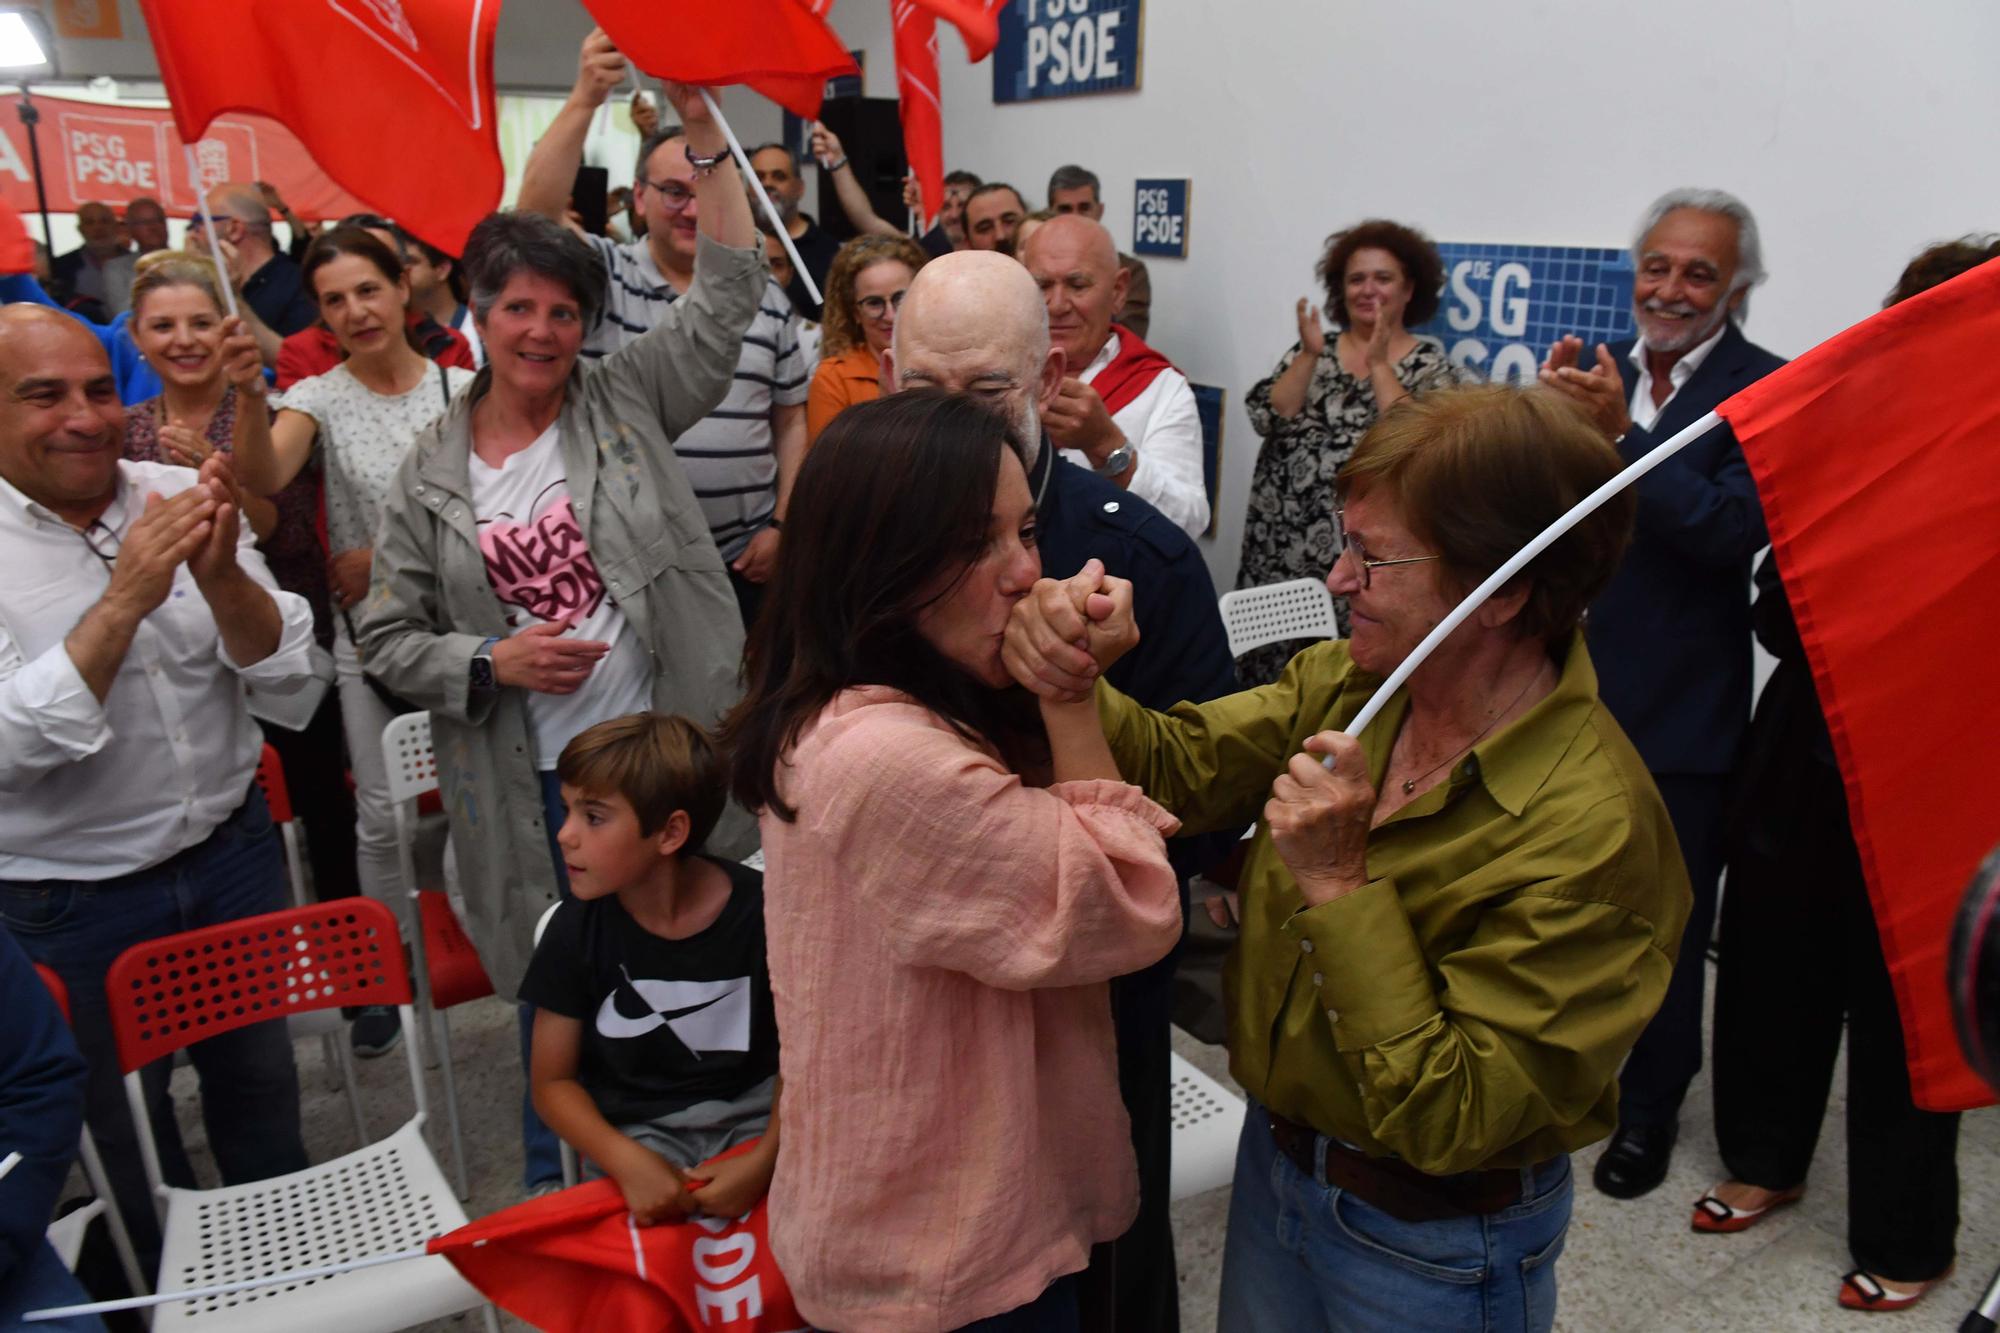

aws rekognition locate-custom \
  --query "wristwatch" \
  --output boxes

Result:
[469,636,500,693]
[1094,444,1135,478]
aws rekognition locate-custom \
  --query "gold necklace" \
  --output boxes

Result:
[1398,666,1546,795]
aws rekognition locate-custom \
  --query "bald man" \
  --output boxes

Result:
[887,252,1237,1333]
[0,308,317,1265]
[1022,215,1208,536]
[190,182,318,337]
[50,200,136,319]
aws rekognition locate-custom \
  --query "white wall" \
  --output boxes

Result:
[823,0,2000,589]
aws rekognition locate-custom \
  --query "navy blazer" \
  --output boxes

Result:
[1029,440,1241,880]
[1584,322,1785,776]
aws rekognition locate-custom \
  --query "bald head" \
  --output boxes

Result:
[1019,213,1129,368]
[0,306,124,517]
[886,251,1064,460]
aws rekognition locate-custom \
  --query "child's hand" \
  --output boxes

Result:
[685,1143,777,1222]
[610,1146,698,1226]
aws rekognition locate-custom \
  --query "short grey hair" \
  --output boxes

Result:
[1046,164,1100,204]
[463,210,605,332]
[1632,187,1766,321]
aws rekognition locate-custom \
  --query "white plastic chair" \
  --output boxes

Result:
[103,898,496,1332]
[382,710,495,1202]
[253,744,369,1148]
[1168,1050,1246,1201]
[45,1198,105,1273]
[1217,578,1340,659]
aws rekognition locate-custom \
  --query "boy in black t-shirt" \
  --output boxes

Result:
[521,713,781,1226]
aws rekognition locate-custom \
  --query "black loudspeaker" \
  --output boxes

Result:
[1949,842,2000,1093]
[814,96,907,243]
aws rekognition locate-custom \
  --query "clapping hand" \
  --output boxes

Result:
[1538,336,1632,442]
[104,487,217,619]
[1363,287,1409,368]
[186,455,247,588]
[1295,297,1327,359]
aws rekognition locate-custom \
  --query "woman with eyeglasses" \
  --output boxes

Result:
[804,234,927,446]
[1005,385,1692,1333]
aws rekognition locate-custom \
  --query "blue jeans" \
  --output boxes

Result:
[518,770,573,1189]
[1218,1103,1572,1333]
[952,1272,1080,1332]
[0,1238,108,1332]
[0,791,307,1270]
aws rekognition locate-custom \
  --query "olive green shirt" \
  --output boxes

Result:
[1098,632,1691,1175]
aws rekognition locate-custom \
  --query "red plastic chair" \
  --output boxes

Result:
[381,710,496,1201]
[32,964,149,1297]
[103,898,493,1331]
[251,743,368,1146]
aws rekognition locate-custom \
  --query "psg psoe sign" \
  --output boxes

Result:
[1131,178,1189,259]
[993,0,1142,103]
[1414,243,1636,386]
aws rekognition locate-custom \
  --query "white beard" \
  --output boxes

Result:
[1638,297,1731,354]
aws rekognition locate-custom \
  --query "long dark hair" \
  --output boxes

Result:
[721,390,1039,820]
[301,226,421,355]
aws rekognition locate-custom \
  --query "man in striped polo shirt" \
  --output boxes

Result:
[519,29,810,628]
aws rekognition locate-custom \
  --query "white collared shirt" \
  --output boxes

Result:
[1061,332,1211,536]
[0,460,317,880]
[1627,321,1728,431]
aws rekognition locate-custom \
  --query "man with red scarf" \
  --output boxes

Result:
[1022,215,1209,536]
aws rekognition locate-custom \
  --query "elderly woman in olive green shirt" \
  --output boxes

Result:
[1004,384,1692,1333]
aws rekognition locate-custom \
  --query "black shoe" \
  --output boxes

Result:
[349,1005,403,1058]
[1593,1121,1677,1199]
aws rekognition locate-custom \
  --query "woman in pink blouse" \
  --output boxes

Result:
[723,391,1183,1332]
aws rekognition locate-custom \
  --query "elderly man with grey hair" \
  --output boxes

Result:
[1539,187,1786,1202]
[190,183,318,340]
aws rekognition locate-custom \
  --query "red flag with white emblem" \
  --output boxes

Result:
[137,0,501,255]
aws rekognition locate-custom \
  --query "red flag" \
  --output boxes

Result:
[910,0,1009,62]
[428,1171,803,1331]
[0,198,35,275]
[1717,258,2000,1112]
[136,0,501,255]
[892,0,945,227]
[582,0,858,120]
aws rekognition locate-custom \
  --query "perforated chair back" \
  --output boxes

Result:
[383,710,439,805]
[419,890,494,1011]
[252,744,293,823]
[1218,578,1340,659]
[105,898,412,1075]
[1168,1050,1246,1201]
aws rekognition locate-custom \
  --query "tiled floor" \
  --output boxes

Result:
[152,958,1994,1332]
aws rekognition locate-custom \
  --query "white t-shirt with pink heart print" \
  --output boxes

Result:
[470,423,654,769]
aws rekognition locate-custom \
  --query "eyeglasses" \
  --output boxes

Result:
[1333,507,1438,589]
[639,177,696,211]
[856,290,907,319]
[78,519,120,570]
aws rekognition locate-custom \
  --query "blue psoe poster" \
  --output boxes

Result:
[1414,243,1635,385]
[1132,178,1189,259]
[993,0,1142,103]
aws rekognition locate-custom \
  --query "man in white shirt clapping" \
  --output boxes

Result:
[0,306,317,1264]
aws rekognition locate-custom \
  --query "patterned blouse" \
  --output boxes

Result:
[124,386,332,644]
[1234,336,1468,685]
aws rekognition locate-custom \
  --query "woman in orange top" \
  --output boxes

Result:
[804,234,928,445]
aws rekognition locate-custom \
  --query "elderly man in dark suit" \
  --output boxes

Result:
[1538,187,1785,1200]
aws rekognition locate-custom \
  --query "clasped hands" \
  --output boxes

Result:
[1002,563,1375,906]
[107,456,252,621]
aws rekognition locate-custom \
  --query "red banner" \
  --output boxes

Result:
[0,95,370,223]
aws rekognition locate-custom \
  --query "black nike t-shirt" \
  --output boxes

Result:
[519,859,779,1126]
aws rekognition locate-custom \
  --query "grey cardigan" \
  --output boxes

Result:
[357,233,763,998]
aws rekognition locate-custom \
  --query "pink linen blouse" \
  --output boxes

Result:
[759,686,1183,1332]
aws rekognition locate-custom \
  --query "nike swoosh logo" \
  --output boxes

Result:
[594,976,744,1043]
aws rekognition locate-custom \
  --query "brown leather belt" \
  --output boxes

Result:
[1267,1113,1535,1222]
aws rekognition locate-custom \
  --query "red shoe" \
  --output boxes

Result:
[1690,1182,1805,1233]
[1838,1269,1952,1312]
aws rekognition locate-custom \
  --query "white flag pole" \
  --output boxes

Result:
[184,146,242,322]
[24,1245,435,1321]
[1328,409,1725,760]
[698,88,823,309]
